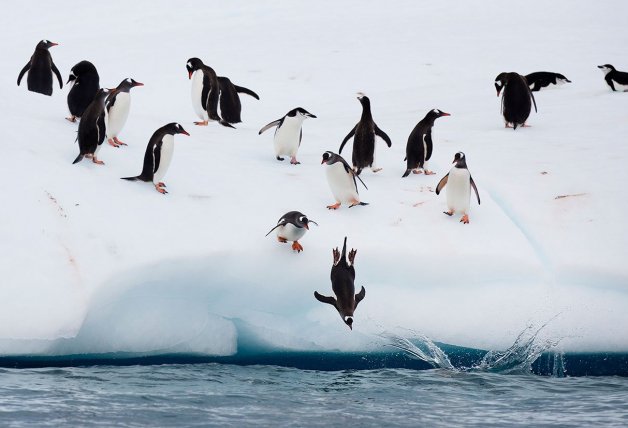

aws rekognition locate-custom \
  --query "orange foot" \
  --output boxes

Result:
[443,210,454,216]
[290,156,300,165]
[522,123,532,128]
[157,182,166,188]
[505,123,513,128]
[424,170,436,175]
[108,138,121,147]
[114,137,127,146]
[194,120,208,126]
[460,214,469,224]
[277,237,288,243]
[413,169,423,174]
[372,167,382,173]
[66,116,77,123]
[155,184,168,194]
[292,241,304,252]
[327,202,341,210]
[92,157,104,165]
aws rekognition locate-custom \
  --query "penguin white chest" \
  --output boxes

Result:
[611,79,628,91]
[326,163,359,204]
[107,92,131,138]
[276,223,306,242]
[153,135,174,184]
[446,167,471,213]
[190,70,207,120]
[274,117,304,156]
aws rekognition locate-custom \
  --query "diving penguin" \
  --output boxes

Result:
[435,152,481,224]
[66,60,100,122]
[494,72,537,129]
[259,108,317,164]
[265,211,318,253]
[597,64,628,92]
[186,58,233,128]
[217,76,259,124]
[17,40,63,96]
[402,109,450,177]
[72,88,114,165]
[106,78,144,147]
[321,151,368,210]
[525,72,571,92]
[314,237,366,330]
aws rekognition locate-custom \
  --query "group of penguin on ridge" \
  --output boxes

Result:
[16,39,628,330]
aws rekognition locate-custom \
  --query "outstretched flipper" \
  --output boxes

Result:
[314,291,337,307]
[259,119,281,135]
[338,125,357,154]
[435,173,449,195]
[51,61,63,89]
[234,85,259,100]
[354,286,366,309]
[470,176,481,204]
[17,62,30,86]
[375,125,392,147]
[264,220,287,237]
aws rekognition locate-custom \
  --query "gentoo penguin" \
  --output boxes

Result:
[105,78,144,147]
[525,72,571,92]
[217,76,259,124]
[597,64,628,92]
[185,58,233,128]
[494,72,537,129]
[66,61,100,122]
[265,211,318,253]
[321,151,368,210]
[259,108,317,164]
[314,237,366,330]
[338,93,392,175]
[402,109,450,177]
[73,88,114,165]
[121,123,190,194]
[17,40,63,96]
[435,152,481,224]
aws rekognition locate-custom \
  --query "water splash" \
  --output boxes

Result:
[382,331,454,370]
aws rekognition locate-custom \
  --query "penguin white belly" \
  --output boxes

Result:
[326,163,359,204]
[190,70,208,120]
[611,79,628,91]
[106,93,130,139]
[274,119,303,156]
[446,167,471,213]
[153,135,174,184]
[276,223,306,242]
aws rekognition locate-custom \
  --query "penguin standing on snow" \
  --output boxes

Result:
[597,64,628,92]
[105,78,144,147]
[525,72,571,92]
[217,76,259,124]
[435,152,481,224]
[259,108,317,164]
[185,58,233,128]
[66,61,100,122]
[73,88,114,165]
[494,72,537,129]
[314,237,366,330]
[402,109,450,177]
[265,211,318,253]
[17,40,63,96]
[321,151,368,210]
[121,123,190,194]
[339,93,392,175]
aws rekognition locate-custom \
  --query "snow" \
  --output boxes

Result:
[1,0,627,356]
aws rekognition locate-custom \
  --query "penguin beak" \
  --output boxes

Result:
[50,42,58,47]
[307,113,317,118]
[133,81,144,87]
[180,130,190,136]
[321,159,326,165]
[188,71,193,79]
[304,224,309,230]
[440,112,451,117]
[67,75,75,84]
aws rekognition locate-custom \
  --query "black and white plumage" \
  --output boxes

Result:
[525,72,571,92]
[314,237,366,330]
[66,61,99,122]
[105,78,144,147]
[217,76,259,124]
[598,64,628,92]
[435,152,481,224]
[402,109,450,178]
[121,123,190,194]
[321,151,368,210]
[339,93,392,175]
[494,72,537,129]
[186,58,234,128]
[72,88,113,165]
[17,40,63,96]
[265,211,318,253]
[259,108,317,164]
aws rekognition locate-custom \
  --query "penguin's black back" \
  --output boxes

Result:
[405,114,436,172]
[77,91,108,155]
[27,50,54,96]
[330,239,356,315]
[352,121,376,169]
[67,61,100,118]
[502,73,532,127]
[218,76,242,124]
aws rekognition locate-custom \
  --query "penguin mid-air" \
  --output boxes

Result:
[121,123,190,194]
[17,40,63,96]
[72,88,115,165]
[314,237,366,330]
[494,72,537,129]
[259,108,317,164]
[105,78,144,147]
[339,93,392,175]
[186,58,233,128]
[66,61,100,122]
[435,152,481,224]
[265,211,318,253]
[217,76,259,124]
[597,64,628,92]
[525,72,571,92]
[321,151,368,210]
[402,109,450,177]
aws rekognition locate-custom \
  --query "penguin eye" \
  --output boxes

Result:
[299,216,306,222]
[187,62,192,68]
[176,124,181,129]
[126,78,132,84]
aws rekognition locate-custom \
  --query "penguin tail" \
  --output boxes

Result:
[121,176,140,181]
[340,236,348,261]
[348,202,369,208]
[72,154,84,164]
[402,169,411,178]
[219,119,236,129]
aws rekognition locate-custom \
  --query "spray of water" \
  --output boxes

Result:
[381,330,454,370]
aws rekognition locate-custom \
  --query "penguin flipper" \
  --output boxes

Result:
[265,222,286,237]
[72,153,84,164]
[51,61,63,89]
[435,173,449,195]
[402,169,411,178]
[314,291,337,307]
[17,62,30,86]
[470,176,481,205]
[259,119,281,135]
[121,176,139,181]
[354,286,366,310]
[234,85,259,100]
[353,172,368,191]
[374,125,392,147]
[425,132,433,161]
[529,87,537,113]
[339,125,357,154]
[219,119,236,129]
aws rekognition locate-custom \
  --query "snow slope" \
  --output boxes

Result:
[0,0,627,356]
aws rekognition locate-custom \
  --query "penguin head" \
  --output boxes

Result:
[37,40,58,50]
[295,213,318,230]
[321,151,334,165]
[186,58,204,79]
[95,88,114,101]
[67,73,76,85]
[452,151,467,167]
[494,72,509,96]
[344,316,354,330]
[164,122,190,136]
[427,109,451,121]
[290,107,317,119]
[68,61,98,84]
[597,64,615,75]
[117,78,144,92]
[356,92,370,107]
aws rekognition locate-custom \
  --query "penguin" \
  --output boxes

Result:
[314,237,366,330]
[338,93,392,175]
[185,58,234,128]
[525,72,571,92]
[72,88,114,165]
[402,109,450,178]
[494,72,537,129]
[121,123,190,194]
[17,40,63,96]
[217,76,259,124]
[597,64,628,92]
[265,211,318,253]
[65,61,100,122]
[435,152,481,224]
[259,108,317,164]
[105,78,144,147]
[321,151,368,210]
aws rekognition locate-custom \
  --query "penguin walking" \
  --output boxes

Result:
[435,152,481,224]
[66,61,100,122]
[185,58,233,128]
[17,40,63,96]
[217,76,259,124]
[597,64,628,92]
[72,88,114,165]
[265,211,318,253]
[259,108,317,164]
[338,93,392,175]
[121,123,190,194]
[314,237,366,330]
[402,109,450,177]
[494,72,537,129]
[321,151,368,210]
[106,78,144,147]
[525,72,571,92]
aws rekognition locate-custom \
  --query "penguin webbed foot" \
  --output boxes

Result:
[444,210,454,216]
[424,170,435,175]
[460,214,470,224]
[277,237,288,243]
[155,184,168,194]
[348,248,357,266]
[349,202,368,208]
[291,241,304,253]
[413,169,423,175]
[108,138,121,148]
[371,167,382,173]
[276,156,285,161]
[92,157,104,165]
[290,157,300,165]
[327,203,341,210]
[65,116,77,123]
[332,247,341,264]
[194,121,209,126]
[114,137,127,146]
